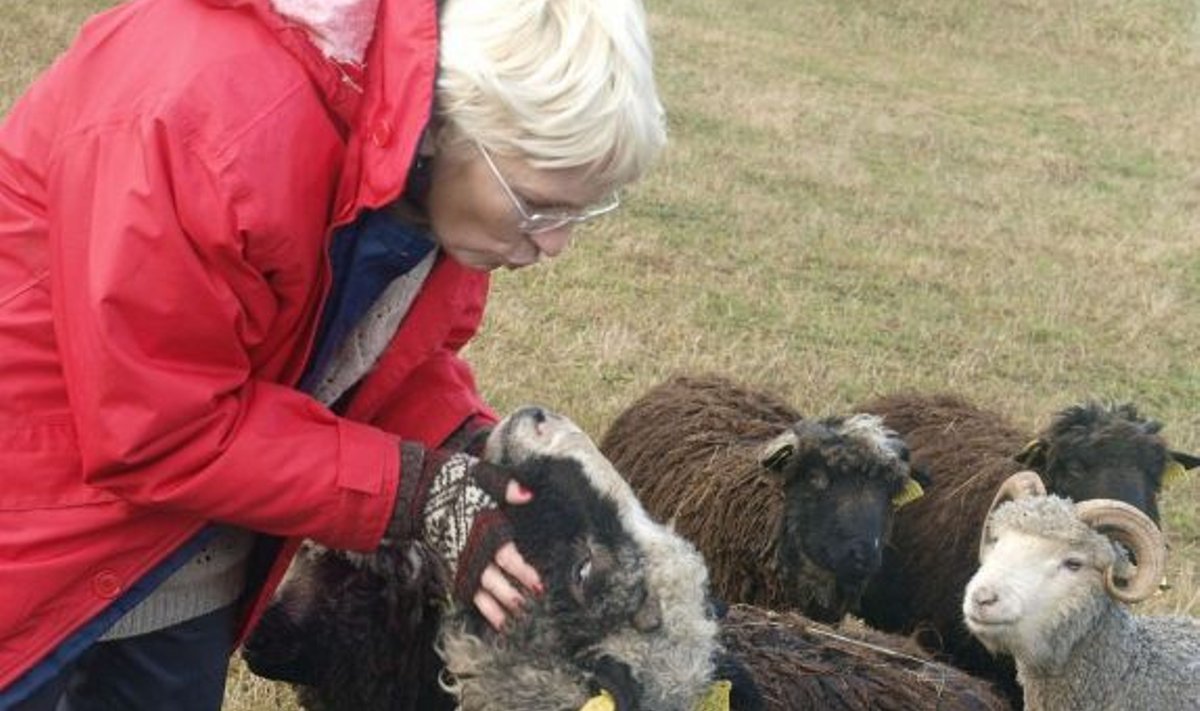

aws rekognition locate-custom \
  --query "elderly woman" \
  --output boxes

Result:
[0,0,665,707]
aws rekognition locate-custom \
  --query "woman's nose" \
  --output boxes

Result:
[528,226,574,258]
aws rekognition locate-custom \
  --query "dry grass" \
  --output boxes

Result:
[6,0,1199,708]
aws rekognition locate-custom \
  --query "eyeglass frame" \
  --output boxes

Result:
[475,141,620,235]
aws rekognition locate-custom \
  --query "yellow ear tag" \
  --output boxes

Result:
[892,478,925,509]
[580,691,616,711]
[693,680,732,711]
[581,681,731,711]
[1163,459,1186,487]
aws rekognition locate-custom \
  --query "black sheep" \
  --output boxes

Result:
[599,374,927,623]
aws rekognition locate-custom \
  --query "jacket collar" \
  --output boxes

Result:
[270,0,380,64]
[199,0,439,218]
[198,0,368,124]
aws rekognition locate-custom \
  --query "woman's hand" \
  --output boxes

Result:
[392,446,546,630]
[473,481,542,630]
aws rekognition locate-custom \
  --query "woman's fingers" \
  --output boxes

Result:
[471,483,542,631]
[473,588,507,631]
[495,541,542,595]
[504,479,533,504]
[499,479,537,590]
[479,563,523,613]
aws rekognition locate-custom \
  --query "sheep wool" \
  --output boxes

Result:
[719,604,1010,710]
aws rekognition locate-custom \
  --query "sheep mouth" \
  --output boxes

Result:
[964,614,1014,630]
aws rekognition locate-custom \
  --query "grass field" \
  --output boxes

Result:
[6,0,1199,708]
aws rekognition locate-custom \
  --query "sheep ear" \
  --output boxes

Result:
[1014,439,1047,468]
[891,477,925,509]
[910,462,933,489]
[632,592,662,633]
[1163,452,1199,487]
[1168,450,1200,470]
[759,430,799,476]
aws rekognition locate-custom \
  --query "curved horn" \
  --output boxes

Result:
[979,471,1047,562]
[1074,499,1166,604]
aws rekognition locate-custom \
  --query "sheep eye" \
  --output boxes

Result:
[1063,558,1084,572]
[574,557,593,585]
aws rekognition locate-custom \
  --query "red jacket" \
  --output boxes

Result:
[0,0,494,688]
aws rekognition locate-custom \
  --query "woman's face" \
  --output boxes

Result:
[425,142,614,272]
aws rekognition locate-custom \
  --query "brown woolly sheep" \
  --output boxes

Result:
[854,392,1199,704]
[599,374,927,624]
[720,603,1009,710]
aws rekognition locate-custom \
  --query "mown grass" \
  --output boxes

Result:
[7,0,1199,708]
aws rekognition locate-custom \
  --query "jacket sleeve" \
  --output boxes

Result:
[371,350,498,448]
[359,261,499,447]
[44,111,398,552]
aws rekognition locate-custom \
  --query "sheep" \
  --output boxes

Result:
[441,405,719,710]
[241,539,453,711]
[244,405,721,711]
[598,374,927,624]
[718,603,1010,710]
[853,393,1198,702]
[963,471,1200,711]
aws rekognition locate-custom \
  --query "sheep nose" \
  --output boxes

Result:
[513,406,549,429]
[971,585,999,608]
[844,538,882,574]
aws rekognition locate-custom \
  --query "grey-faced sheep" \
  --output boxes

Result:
[244,406,722,711]
[853,393,1197,702]
[443,405,719,710]
[599,374,927,624]
[718,603,1009,710]
[963,471,1200,711]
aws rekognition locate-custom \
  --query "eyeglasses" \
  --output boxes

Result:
[476,141,620,235]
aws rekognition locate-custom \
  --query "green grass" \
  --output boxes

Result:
[7,0,1200,707]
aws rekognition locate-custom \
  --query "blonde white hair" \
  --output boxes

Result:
[436,0,666,188]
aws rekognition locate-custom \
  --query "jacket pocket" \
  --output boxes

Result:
[0,418,120,510]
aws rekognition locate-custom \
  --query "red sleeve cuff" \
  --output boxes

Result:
[328,419,400,550]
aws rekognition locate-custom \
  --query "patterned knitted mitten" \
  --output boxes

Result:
[387,443,514,605]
